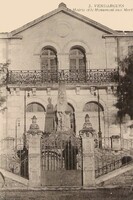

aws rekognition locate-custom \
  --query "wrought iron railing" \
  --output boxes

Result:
[121,138,133,150]
[95,148,133,178]
[0,138,28,179]
[95,159,122,178]
[41,133,82,171]
[7,68,118,86]
[0,151,28,179]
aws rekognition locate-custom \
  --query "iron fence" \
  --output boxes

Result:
[41,134,82,171]
[0,138,28,179]
[95,147,133,178]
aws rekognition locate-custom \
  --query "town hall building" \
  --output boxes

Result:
[0,2,133,188]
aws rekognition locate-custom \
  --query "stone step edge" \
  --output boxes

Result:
[0,168,28,186]
[0,185,126,191]
[96,162,133,185]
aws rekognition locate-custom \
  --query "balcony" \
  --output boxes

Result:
[7,69,118,87]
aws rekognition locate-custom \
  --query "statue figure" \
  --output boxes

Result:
[28,115,41,135]
[57,111,70,131]
[57,82,70,131]
[29,115,39,130]
[45,97,55,133]
[57,82,67,112]
[83,114,95,135]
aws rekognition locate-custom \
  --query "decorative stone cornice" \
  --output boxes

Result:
[79,129,94,138]
[27,129,42,136]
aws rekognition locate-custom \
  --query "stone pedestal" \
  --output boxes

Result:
[80,131,95,187]
[28,133,42,187]
[129,126,133,137]
[27,116,42,187]
[111,135,121,151]
[79,114,96,187]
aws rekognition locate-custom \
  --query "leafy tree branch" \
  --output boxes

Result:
[115,55,133,121]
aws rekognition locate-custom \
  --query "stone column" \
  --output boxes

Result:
[27,115,42,187]
[79,114,96,187]
[28,133,42,187]
[80,132,95,187]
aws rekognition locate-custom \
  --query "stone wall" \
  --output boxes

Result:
[41,170,81,187]
[105,37,117,69]
[3,177,27,189]
[8,12,109,70]
[6,87,117,139]
[118,37,133,60]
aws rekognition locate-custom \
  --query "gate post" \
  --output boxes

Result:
[27,116,42,187]
[80,114,96,187]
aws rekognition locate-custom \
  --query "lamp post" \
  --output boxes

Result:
[97,89,102,149]
[94,88,102,149]
[23,89,30,148]
[23,90,26,148]
[15,118,20,151]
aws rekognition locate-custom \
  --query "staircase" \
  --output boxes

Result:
[0,138,28,188]
[0,187,133,200]
[0,168,28,188]
[1,137,133,189]
[95,139,133,185]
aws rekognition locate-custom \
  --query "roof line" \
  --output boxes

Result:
[9,3,117,36]
[65,8,116,34]
[9,7,61,36]
[103,33,133,37]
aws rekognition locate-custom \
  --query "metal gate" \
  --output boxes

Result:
[41,133,83,186]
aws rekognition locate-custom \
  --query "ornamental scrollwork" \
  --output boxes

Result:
[7,68,118,86]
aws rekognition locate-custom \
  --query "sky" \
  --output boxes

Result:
[0,0,133,32]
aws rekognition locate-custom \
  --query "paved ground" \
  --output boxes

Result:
[0,188,133,200]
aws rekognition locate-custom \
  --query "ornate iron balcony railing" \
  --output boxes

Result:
[7,69,118,86]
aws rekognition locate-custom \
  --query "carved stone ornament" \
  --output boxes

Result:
[27,115,42,135]
[79,114,95,137]
[79,130,93,138]
[56,22,71,38]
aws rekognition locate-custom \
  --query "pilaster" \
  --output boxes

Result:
[28,133,42,187]
[80,131,95,187]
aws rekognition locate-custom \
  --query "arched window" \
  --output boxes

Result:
[83,102,104,112]
[26,103,45,112]
[69,47,86,82]
[40,47,58,82]
[83,101,105,138]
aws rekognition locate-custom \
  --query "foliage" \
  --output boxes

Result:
[115,55,133,120]
[0,63,8,107]
[0,96,6,107]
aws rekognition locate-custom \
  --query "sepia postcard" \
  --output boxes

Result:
[0,0,133,199]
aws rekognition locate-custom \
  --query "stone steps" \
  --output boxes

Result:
[0,188,133,200]
[96,161,133,186]
[0,168,28,189]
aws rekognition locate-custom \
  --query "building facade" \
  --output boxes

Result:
[0,2,133,148]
